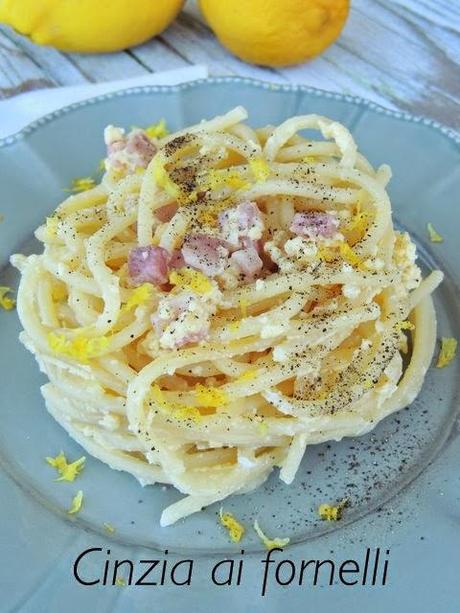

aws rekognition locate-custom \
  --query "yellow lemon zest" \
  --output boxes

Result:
[257,420,269,435]
[52,284,67,301]
[64,177,96,193]
[115,577,126,587]
[253,519,290,550]
[169,268,213,295]
[0,286,15,310]
[103,522,116,534]
[152,155,180,199]
[219,508,245,542]
[318,498,348,521]
[427,222,443,243]
[436,337,457,368]
[249,157,270,182]
[122,283,154,312]
[317,247,337,263]
[197,200,231,227]
[48,332,110,362]
[68,490,84,515]
[395,320,415,331]
[145,119,169,139]
[46,216,59,238]
[203,168,250,192]
[151,385,202,422]
[236,369,258,383]
[46,452,86,482]
[339,242,365,270]
[239,297,249,318]
[194,384,228,408]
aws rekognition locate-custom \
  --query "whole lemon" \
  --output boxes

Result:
[0,0,184,53]
[199,0,349,67]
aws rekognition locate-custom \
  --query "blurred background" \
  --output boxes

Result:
[0,0,458,130]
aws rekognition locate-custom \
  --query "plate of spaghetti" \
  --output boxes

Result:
[0,80,458,570]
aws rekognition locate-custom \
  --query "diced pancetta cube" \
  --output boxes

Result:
[128,246,171,286]
[181,234,229,276]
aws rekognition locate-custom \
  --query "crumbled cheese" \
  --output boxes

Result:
[0,286,15,310]
[318,498,348,521]
[68,490,84,514]
[144,119,168,139]
[253,519,290,550]
[65,177,96,193]
[427,222,443,243]
[342,284,361,299]
[255,279,265,291]
[393,232,421,291]
[194,384,228,407]
[219,508,245,542]
[169,268,213,295]
[48,332,110,363]
[249,157,270,182]
[436,337,457,368]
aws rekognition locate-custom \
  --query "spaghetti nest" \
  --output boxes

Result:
[12,107,442,526]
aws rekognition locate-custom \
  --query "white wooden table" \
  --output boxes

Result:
[1,0,459,130]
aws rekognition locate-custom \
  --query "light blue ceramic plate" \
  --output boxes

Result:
[0,78,459,613]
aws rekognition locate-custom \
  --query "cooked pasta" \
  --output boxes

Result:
[12,107,443,526]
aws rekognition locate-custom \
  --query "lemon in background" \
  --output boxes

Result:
[199,0,350,67]
[0,0,184,53]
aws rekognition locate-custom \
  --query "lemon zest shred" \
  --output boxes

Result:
[115,577,126,587]
[169,268,213,295]
[122,283,154,312]
[219,508,245,542]
[46,216,59,238]
[318,498,348,521]
[151,385,202,422]
[64,177,96,193]
[239,298,249,318]
[46,452,86,482]
[48,332,110,363]
[249,157,270,182]
[194,384,228,408]
[236,369,258,383]
[68,490,84,515]
[103,522,116,534]
[145,119,169,139]
[427,222,443,243]
[253,519,290,550]
[395,320,415,331]
[339,242,365,270]
[202,168,250,192]
[152,155,180,199]
[0,286,15,310]
[436,337,457,368]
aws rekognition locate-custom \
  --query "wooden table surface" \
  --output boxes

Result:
[1,0,459,130]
